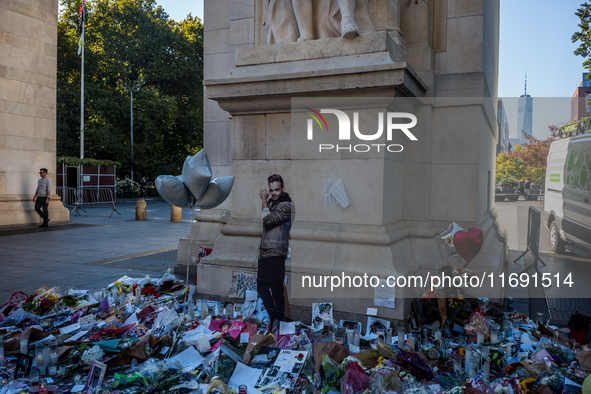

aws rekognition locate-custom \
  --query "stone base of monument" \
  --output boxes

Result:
[182,12,508,322]
[0,195,70,228]
[191,211,507,323]
[175,209,229,277]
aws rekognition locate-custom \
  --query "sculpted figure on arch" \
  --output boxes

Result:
[261,0,377,45]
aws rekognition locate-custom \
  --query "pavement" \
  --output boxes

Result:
[497,200,591,327]
[0,198,194,303]
[1,197,590,326]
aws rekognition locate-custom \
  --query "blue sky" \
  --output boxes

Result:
[155,0,203,22]
[498,0,586,138]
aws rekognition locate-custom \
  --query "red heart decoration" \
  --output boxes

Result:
[453,227,484,264]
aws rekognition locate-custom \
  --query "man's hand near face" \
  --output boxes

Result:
[260,189,269,210]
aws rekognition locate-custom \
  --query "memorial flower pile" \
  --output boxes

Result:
[0,275,589,394]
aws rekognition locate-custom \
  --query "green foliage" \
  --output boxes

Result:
[496,129,555,188]
[573,3,591,72]
[57,156,120,166]
[57,0,203,181]
[495,153,526,184]
[116,176,142,198]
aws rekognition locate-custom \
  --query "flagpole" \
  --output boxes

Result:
[80,22,84,161]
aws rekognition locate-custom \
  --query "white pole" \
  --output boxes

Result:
[131,89,134,182]
[80,24,84,160]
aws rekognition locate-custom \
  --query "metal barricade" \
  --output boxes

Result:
[57,187,121,218]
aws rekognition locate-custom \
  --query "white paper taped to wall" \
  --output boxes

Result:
[323,179,350,208]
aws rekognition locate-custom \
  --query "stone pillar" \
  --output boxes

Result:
[184,0,505,323]
[0,0,69,227]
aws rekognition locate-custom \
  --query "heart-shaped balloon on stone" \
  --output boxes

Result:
[453,227,484,265]
[155,175,192,208]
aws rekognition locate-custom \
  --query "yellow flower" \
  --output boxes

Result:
[377,356,385,367]
[520,378,536,392]
[459,347,465,357]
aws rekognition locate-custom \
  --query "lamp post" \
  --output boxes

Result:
[122,82,141,181]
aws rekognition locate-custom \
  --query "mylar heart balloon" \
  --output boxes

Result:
[438,222,463,259]
[182,149,212,200]
[195,176,234,209]
[453,227,484,264]
[155,175,192,207]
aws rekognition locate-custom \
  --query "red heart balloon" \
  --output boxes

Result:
[453,227,484,264]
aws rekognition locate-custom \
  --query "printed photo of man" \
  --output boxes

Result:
[258,174,295,323]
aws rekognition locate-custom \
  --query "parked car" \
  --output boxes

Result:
[544,133,591,253]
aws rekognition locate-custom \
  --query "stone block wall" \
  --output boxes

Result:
[0,0,69,226]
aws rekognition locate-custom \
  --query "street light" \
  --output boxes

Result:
[122,81,142,181]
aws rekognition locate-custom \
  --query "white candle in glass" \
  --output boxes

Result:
[36,354,43,368]
[20,338,28,354]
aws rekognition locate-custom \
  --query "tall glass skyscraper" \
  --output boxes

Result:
[517,73,533,144]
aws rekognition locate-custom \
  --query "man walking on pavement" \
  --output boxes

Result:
[258,174,295,324]
[33,168,52,227]
[524,179,531,195]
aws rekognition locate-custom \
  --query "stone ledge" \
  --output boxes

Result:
[236,31,405,67]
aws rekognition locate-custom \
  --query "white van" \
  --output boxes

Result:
[544,133,591,253]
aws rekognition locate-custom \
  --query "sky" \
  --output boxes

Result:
[154,0,203,22]
[499,0,586,139]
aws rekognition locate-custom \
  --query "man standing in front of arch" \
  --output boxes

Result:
[258,174,295,323]
[33,168,52,227]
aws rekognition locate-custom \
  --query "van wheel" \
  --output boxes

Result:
[549,220,566,253]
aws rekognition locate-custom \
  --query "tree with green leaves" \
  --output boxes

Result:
[573,2,591,71]
[57,0,203,180]
[496,128,555,188]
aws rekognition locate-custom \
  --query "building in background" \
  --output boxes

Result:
[571,72,591,124]
[516,73,533,145]
[497,98,510,154]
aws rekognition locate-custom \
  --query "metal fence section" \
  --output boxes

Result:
[57,187,121,218]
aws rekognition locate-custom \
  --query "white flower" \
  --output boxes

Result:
[81,345,105,365]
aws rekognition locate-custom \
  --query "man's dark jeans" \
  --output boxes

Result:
[257,256,285,323]
[35,197,49,223]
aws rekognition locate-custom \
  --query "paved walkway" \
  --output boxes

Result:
[0,198,193,303]
[497,200,591,326]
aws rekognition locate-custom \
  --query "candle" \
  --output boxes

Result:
[434,329,442,341]
[201,303,207,319]
[397,327,405,349]
[119,292,126,306]
[464,347,472,377]
[36,354,43,368]
[477,327,484,344]
[43,344,50,367]
[188,300,195,320]
[50,353,58,365]
[111,287,118,300]
[408,336,415,350]
[0,339,4,365]
[482,357,490,381]
[20,338,28,354]
[491,325,499,343]
[134,285,141,306]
